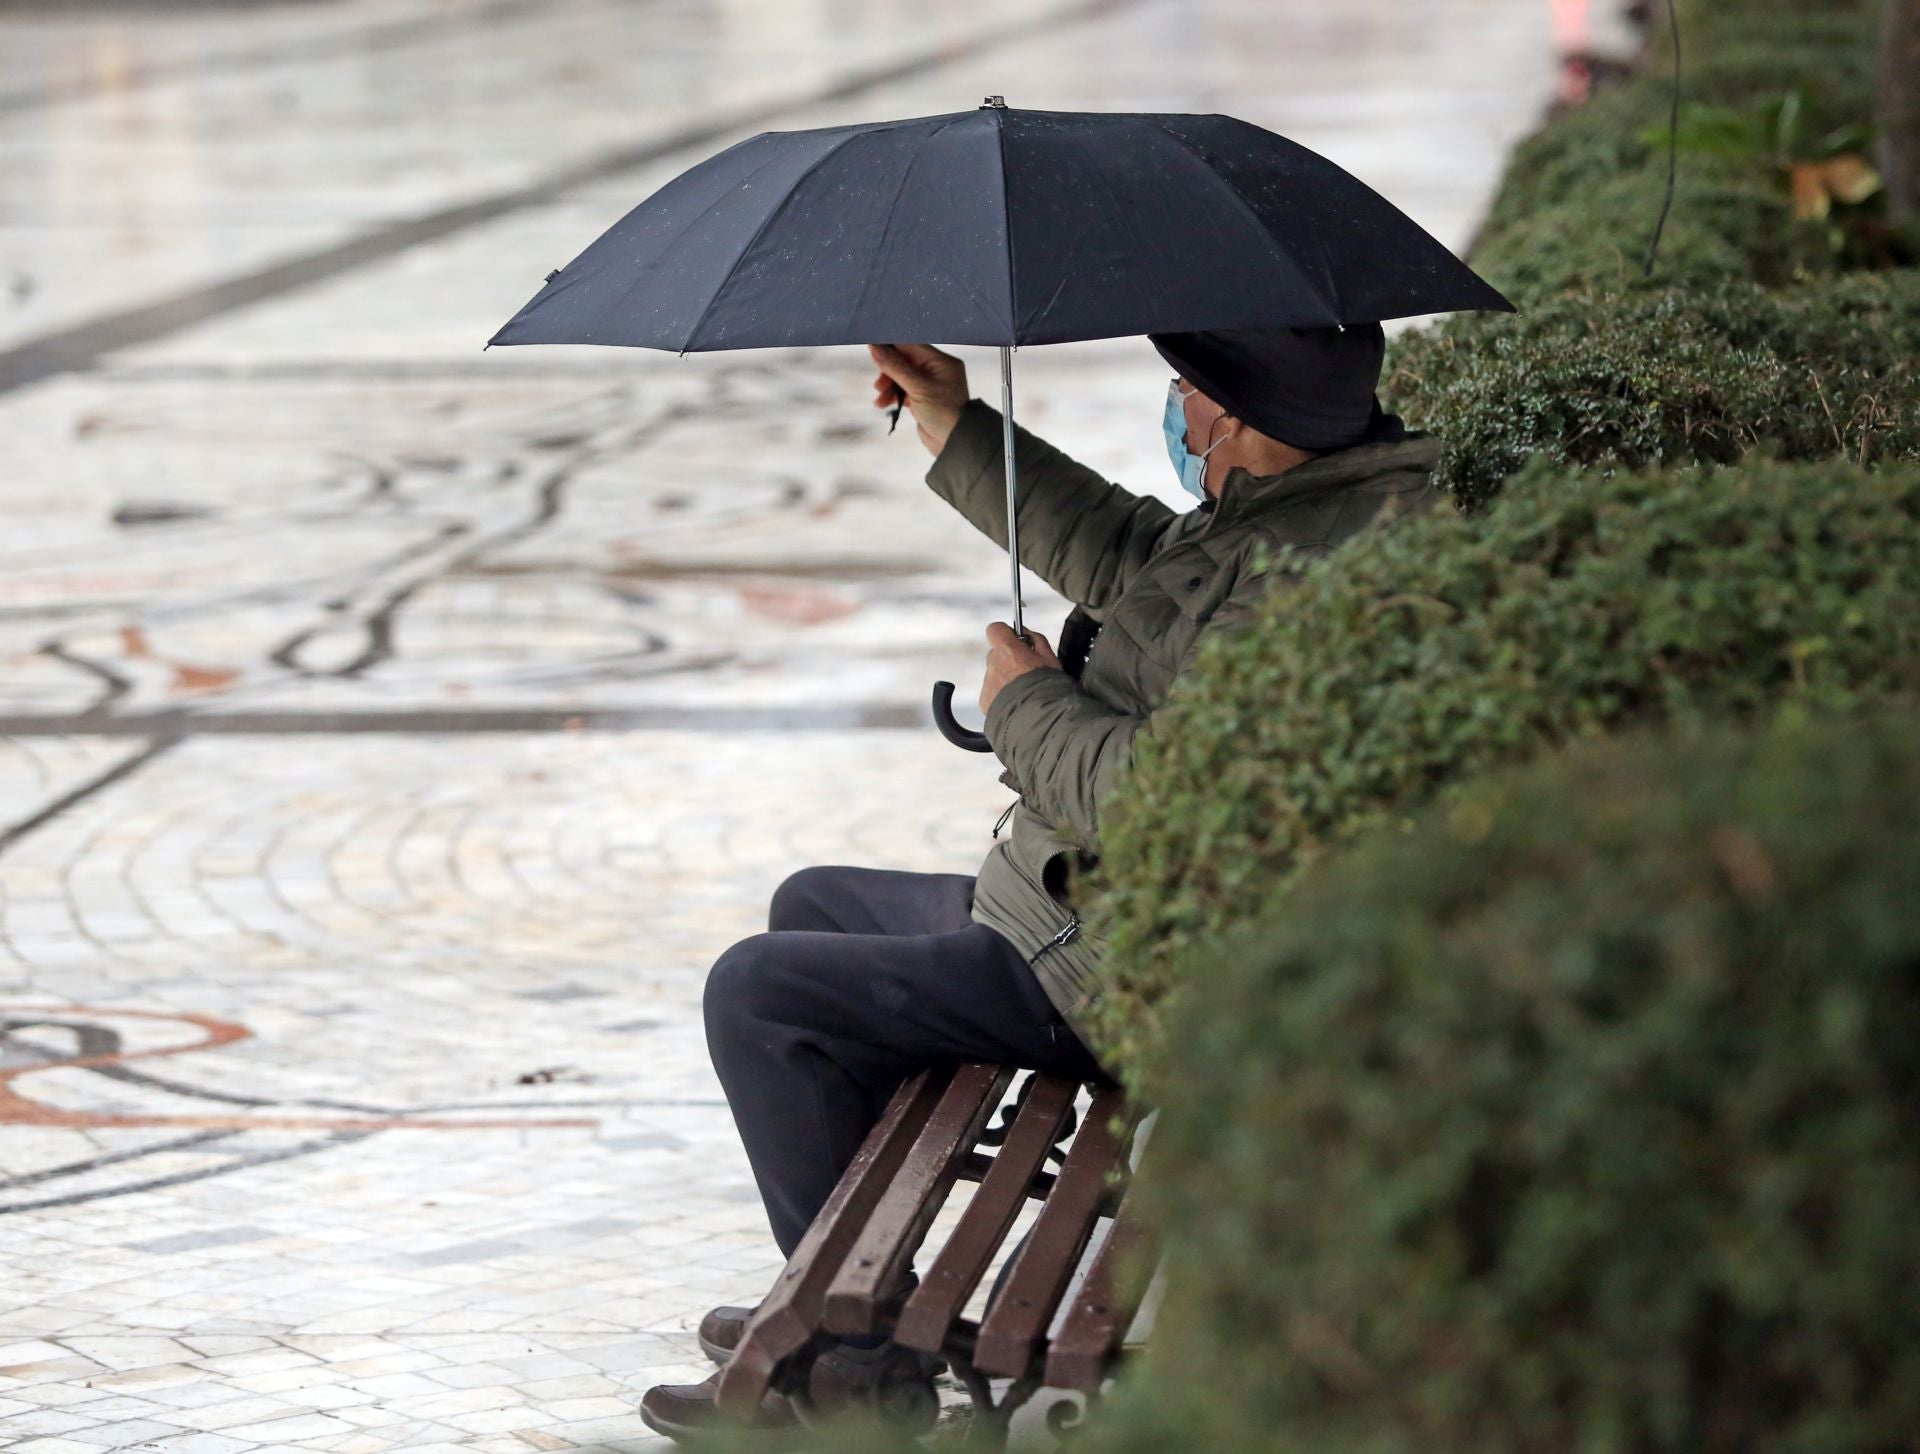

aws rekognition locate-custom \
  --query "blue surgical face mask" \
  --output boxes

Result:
[1163,379,1226,500]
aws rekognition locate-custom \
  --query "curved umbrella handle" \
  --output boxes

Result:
[931,681,993,753]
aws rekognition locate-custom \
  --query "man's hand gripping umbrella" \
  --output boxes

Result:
[869,343,1063,720]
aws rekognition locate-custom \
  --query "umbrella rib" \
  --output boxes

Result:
[994,108,1019,346]
[842,115,970,340]
[677,127,884,351]
[1146,119,1342,326]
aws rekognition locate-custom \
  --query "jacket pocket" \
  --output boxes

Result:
[1041,846,1099,908]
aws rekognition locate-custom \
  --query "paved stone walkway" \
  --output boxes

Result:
[0,0,1573,1449]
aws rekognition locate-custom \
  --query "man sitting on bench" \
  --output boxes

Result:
[641,324,1438,1443]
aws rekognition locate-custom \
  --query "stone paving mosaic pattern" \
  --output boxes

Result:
[0,0,1572,1447]
[0,361,1071,723]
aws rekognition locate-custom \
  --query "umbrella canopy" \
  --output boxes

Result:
[486,99,1510,753]
[488,102,1511,353]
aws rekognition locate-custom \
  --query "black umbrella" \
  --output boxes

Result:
[489,98,1511,748]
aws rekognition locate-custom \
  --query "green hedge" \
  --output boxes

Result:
[1380,0,1916,510]
[1053,3,1920,1450]
[1085,711,1920,1454]
[1467,1,1880,303]
[1383,273,1920,508]
[1387,0,1911,507]
[1476,8,1877,218]
[1078,457,1920,1074]
[1467,166,1824,308]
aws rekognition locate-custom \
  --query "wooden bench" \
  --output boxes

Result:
[715,1063,1149,1445]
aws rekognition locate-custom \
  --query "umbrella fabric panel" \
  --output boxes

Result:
[1005,112,1514,338]
[1147,114,1512,324]
[488,124,861,350]
[1000,111,1345,343]
[694,110,1016,349]
[490,112,1017,352]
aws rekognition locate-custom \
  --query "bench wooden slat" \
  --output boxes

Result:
[957,1150,1057,1198]
[972,1086,1133,1378]
[715,1067,951,1417]
[1042,1188,1150,1391]
[822,1062,1015,1338]
[893,1072,1079,1355]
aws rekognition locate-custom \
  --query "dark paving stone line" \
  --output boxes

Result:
[0,1129,373,1216]
[0,0,562,118]
[0,705,931,736]
[2,1015,406,1116]
[0,0,1141,400]
[24,1016,666,1118]
[0,1013,723,1209]
[0,1128,242,1194]
[0,734,180,858]
[92,1060,403,1117]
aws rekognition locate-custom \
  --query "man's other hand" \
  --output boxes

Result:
[981,621,1062,715]
[869,343,969,455]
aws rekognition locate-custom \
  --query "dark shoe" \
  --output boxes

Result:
[698,1303,755,1365]
[638,1369,805,1450]
[640,1344,938,1448]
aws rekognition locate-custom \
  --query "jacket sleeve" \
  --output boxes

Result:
[982,573,1277,854]
[926,397,1178,609]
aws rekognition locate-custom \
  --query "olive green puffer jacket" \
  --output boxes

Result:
[927,396,1443,1042]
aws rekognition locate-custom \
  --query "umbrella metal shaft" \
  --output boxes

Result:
[1000,345,1025,640]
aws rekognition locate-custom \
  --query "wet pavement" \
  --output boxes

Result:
[1,1,1567,1449]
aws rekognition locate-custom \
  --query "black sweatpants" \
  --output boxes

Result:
[704,864,1112,1258]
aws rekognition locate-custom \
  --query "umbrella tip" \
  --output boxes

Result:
[982,94,1006,109]
[543,269,561,284]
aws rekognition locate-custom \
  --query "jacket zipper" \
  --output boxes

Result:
[986,796,1080,956]
[1031,911,1081,959]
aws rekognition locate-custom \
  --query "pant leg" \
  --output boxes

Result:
[767,864,978,937]
[705,918,1110,1257]
[768,866,996,1137]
